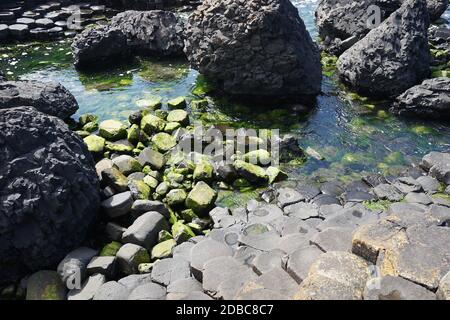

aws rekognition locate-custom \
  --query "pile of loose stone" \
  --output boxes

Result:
[0,1,116,41]
[21,106,450,301]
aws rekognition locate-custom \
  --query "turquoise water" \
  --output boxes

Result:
[1,1,449,184]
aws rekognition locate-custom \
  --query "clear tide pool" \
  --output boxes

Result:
[1,1,449,190]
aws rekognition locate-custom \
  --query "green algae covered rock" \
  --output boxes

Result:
[158,230,173,242]
[127,124,140,144]
[141,114,166,134]
[164,121,181,133]
[152,132,177,152]
[144,175,159,189]
[136,96,162,109]
[151,239,177,259]
[100,241,122,256]
[266,166,288,184]
[185,181,217,214]
[84,135,105,154]
[233,160,268,184]
[243,149,272,165]
[172,221,196,243]
[167,96,187,109]
[79,114,98,127]
[166,188,188,206]
[82,121,99,133]
[167,109,189,125]
[193,161,214,181]
[128,179,151,200]
[105,141,134,153]
[101,167,129,192]
[26,270,67,300]
[99,119,128,141]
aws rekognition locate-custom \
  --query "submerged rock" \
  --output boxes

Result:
[337,0,430,98]
[391,77,450,119]
[0,80,78,119]
[0,107,99,285]
[184,0,322,97]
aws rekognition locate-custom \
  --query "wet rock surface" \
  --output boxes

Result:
[184,0,322,97]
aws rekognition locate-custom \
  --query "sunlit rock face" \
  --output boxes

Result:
[184,0,322,98]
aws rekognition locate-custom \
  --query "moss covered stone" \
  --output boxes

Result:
[136,96,162,109]
[79,114,98,127]
[233,160,268,185]
[152,132,177,153]
[166,188,188,207]
[243,149,272,165]
[82,121,99,133]
[167,96,187,109]
[99,119,128,141]
[185,181,217,214]
[143,175,159,189]
[26,270,66,300]
[266,166,288,184]
[84,135,105,154]
[151,239,177,259]
[158,230,173,242]
[193,161,214,181]
[167,109,189,125]
[141,114,166,135]
[100,241,122,256]
[128,179,151,200]
[127,124,140,144]
[172,221,196,242]
[164,121,181,133]
[105,141,134,153]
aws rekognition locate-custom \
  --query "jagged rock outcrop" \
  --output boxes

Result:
[184,0,322,97]
[337,0,430,98]
[72,25,130,68]
[0,107,100,285]
[72,10,184,69]
[317,0,448,54]
[110,10,185,57]
[0,80,79,119]
[316,0,399,55]
[426,0,449,21]
[390,77,450,119]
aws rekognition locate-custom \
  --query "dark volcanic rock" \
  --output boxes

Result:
[184,0,322,97]
[317,0,447,54]
[72,25,129,68]
[336,0,430,98]
[316,0,399,54]
[426,0,449,21]
[0,80,78,119]
[390,77,450,119]
[110,10,184,57]
[72,10,184,68]
[0,107,100,285]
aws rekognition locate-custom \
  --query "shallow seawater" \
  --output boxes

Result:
[1,1,450,190]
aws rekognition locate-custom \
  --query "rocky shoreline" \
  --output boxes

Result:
[0,0,450,301]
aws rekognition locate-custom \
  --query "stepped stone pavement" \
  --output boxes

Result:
[27,152,450,299]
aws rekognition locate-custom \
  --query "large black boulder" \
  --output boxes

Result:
[337,0,430,98]
[72,10,184,69]
[317,0,448,55]
[184,0,322,97]
[72,25,130,68]
[110,10,185,57]
[0,80,79,120]
[0,107,100,285]
[390,77,450,119]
